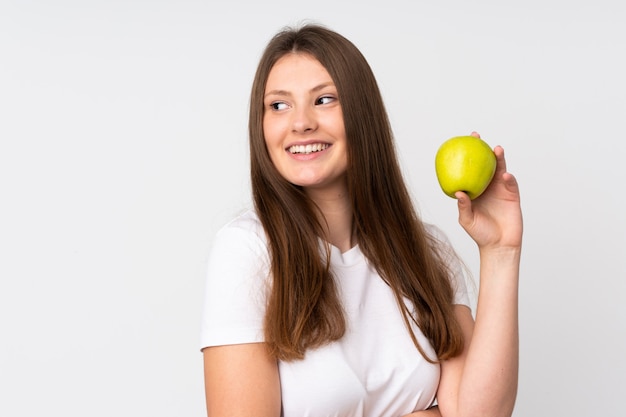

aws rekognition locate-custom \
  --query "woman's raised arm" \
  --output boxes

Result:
[436,136,523,417]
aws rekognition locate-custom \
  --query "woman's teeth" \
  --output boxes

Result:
[288,143,329,155]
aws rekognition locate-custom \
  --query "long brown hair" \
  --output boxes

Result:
[249,24,464,362]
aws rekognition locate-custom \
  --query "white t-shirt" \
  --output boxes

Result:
[201,209,470,417]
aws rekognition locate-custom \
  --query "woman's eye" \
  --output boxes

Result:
[316,96,336,105]
[270,101,289,111]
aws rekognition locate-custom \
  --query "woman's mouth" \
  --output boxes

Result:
[288,143,329,155]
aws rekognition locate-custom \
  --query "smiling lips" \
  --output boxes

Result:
[288,143,330,155]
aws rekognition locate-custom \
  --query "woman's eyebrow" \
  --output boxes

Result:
[311,82,335,92]
[264,82,335,99]
[264,89,290,98]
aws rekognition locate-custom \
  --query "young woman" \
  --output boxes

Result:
[201,24,522,417]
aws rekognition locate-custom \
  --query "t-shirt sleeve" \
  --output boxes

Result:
[426,224,471,309]
[200,221,270,349]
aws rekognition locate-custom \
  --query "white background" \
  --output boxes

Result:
[1,1,625,416]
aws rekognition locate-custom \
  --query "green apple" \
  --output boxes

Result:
[435,135,496,200]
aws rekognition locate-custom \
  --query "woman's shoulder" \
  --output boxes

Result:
[422,222,461,268]
[207,208,270,274]
[422,222,450,245]
[222,208,263,232]
[217,208,263,234]
[422,222,472,307]
[214,208,267,249]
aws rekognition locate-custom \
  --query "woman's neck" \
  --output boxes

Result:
[305,184,355,253]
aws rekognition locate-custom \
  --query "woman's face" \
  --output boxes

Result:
[263,53,348,194]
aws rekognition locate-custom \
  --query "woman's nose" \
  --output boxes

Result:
[291,106,318,133]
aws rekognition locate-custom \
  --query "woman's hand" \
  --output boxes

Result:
[455,132,523,252]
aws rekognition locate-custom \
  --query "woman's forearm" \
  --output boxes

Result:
[457,247,520,417]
